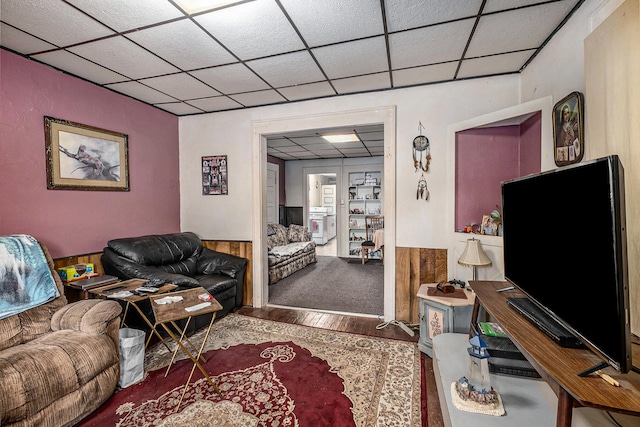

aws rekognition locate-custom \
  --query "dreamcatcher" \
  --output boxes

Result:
[413,121,430,172]
[413,122,430,201]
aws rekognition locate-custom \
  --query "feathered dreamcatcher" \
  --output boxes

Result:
[413,122,430,201]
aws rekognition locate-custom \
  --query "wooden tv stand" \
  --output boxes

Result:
[470,280,640,427]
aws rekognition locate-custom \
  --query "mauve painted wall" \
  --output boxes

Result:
[454,113,542,231]
[0,50,180,258]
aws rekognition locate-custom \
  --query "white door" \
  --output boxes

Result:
[267,163,279,225]
[321,184,336,214]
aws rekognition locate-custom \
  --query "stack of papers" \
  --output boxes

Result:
[107,291,133,299]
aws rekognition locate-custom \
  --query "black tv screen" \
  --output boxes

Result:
[502,155,632,373]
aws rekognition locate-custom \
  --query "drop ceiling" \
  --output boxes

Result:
[2,0,584,119]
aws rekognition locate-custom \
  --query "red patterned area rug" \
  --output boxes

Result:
[78,313,425,426]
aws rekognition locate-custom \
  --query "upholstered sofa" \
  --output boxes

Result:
[0,239,122,427]
[101,231,247,331]
[267,223,317,285]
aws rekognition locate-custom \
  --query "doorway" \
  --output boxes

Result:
[251,107,397,321]
[307,172,337,257]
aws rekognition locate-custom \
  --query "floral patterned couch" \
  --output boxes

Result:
[267,224,317,285]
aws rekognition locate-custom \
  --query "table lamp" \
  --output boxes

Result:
[458,238,492,281]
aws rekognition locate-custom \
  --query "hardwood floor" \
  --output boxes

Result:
[236,305,444,427]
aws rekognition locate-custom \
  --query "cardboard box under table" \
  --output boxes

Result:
[150,287,223,409]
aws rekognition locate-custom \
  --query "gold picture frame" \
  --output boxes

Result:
[553,92,584,167]
[45,116,129,191]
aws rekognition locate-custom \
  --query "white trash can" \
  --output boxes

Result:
[118,328,145,388]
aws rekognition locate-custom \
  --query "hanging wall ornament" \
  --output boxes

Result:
[413,121,431,173]
[417,173,429,201]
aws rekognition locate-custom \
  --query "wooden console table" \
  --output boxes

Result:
[470,280,640,427]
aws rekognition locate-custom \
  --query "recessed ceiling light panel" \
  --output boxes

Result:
[320,133,360,143]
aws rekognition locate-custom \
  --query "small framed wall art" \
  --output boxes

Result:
[202,155,228,195]
[44,116,129,191]
[553,92,584,167]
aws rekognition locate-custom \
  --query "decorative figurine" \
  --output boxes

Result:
[451,333,505,416]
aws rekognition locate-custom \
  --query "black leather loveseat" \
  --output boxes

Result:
[101,232,247,332]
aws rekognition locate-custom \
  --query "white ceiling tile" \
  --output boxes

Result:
[466,2,576,57]
[311,148,342,155]
[290,137,329,146]
[187,96,243,112]
[339,148,370,155]
[66,0,185,32]
[105,81,177,104]
[247,51,325,87]
[195,1,305,60]
[364,140,385,147]
[68,36,180,79]
[1,0,114,47]
[328,141,364,149]
[360,131,384,141]
[154,102,203,115]
[389,19,475,69]
[278,81,336,101]
[140,73,220,99]
[332,73,391,94]
[279,0,384,46]
[0,23,57,54]
[190,63,269,94]
[457,50,535,79]
[483,0,580,14]
[229,90,287,107]
[126,19,236,70]
[313,37,388,79]
[386,0,482,32]
[266,139,298,148]
[392,62,458,87]
[32,50,127,84]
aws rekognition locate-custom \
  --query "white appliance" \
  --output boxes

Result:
[309,207,329,245]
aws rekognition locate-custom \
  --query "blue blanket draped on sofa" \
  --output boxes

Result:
[0,234,59,320]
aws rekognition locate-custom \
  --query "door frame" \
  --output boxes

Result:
[251,106,397,321]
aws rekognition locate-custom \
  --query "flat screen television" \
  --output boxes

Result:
[501,155,632,373]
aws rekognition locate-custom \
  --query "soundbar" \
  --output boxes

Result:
[506,298,583,349]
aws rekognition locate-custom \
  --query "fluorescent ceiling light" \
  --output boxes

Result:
[173,0,249,14]
[321,133,360,143]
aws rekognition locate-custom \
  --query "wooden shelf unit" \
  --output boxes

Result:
[470,280,640,427]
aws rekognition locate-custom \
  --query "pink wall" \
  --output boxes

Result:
[0,50,180,258]
[455,114,542,231]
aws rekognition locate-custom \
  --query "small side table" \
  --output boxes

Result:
[417,283,475,357]
[90,279,178,350]
[150,287,223,409]
[62,275,119,302]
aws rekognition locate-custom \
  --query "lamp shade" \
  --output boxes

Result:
[458,238,492,267]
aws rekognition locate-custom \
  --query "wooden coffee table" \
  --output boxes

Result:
[90,279,178,350]
[150,287,223,409]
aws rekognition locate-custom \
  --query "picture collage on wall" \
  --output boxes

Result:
[202,155,228,195]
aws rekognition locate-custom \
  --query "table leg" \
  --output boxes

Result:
[556,387,574,427]
[129,301,172,353]
[160,314,222,409]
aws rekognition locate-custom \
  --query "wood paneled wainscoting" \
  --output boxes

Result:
[395,247,447,324]
[53,240,253,306]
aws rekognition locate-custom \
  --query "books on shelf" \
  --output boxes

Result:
[478,321,508,337]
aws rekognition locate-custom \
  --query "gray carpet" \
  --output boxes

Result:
[268,256,384,315]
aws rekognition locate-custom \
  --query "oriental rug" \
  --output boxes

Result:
[78,313,424,427]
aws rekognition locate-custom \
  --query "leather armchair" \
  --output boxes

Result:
[101,232,247,331]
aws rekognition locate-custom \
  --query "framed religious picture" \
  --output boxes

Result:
[480,215,498,236]
[44,116,129,191]
[553,92,584,167]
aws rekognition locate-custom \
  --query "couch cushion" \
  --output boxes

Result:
[195,274,237,296]
[107,232,202,266]
[287,224,311,242]
[0,330,118,424]
[267,224,289,250]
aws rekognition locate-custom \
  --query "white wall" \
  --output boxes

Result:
[180,75,519,249]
